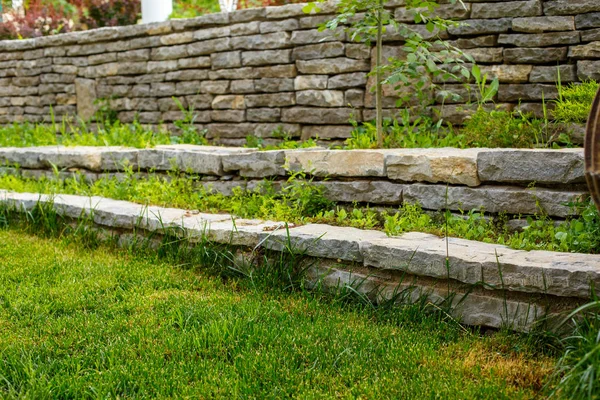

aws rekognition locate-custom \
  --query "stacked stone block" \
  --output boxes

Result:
[0,0,600,142]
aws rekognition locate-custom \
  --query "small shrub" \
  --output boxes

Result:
[0,0,74,39]
[345,110,465,149]
[554,80,599,124]
[460,107,548,148]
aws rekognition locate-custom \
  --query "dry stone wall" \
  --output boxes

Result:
[0,145,588,218]
[1,0,600,144]
[2,188,599,331]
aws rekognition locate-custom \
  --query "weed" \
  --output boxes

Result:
[0,172,598,254]
[554,80,599,124]
[550,294,600,399]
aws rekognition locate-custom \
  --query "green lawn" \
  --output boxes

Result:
[0,229,553,398]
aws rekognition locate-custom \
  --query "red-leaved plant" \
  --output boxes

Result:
[70,0,140,29]
[0,0,74,39]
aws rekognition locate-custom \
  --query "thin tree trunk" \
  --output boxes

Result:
[375,0,384,148]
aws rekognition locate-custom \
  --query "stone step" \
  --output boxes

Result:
[1,190,598,300]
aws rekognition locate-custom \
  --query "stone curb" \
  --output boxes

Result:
[0,190,598,300]
[0,145,586,186]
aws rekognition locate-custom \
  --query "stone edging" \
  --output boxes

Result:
[1,189,599,331]
[0,145,589,218]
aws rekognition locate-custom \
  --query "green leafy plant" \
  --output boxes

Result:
[471,64,499,106]
[554,80,599,124]
[171,97,209,145]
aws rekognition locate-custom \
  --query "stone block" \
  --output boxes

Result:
[212,95,246,109]
[512,16,575,32]
[187,38,231,56]
[361,232,600,298]
[208,67,258,80]
[480,65,532,83]
[327,72,368,89]
[345,89,364,108]
[200,80,230,94]
[504,47,567,64]
[498,84,559,101]
[544,0,600,15]
[578,60,600,80]
[448,18,511,35]
[301,125,354,140]
[230,21,260,36]
[211,110,245,122]
[498,32,580,47]
[259,19,299,33]
[193,26,230,41]
[255,64,297,78]
[386,148,481,187]
[529,65,577,82]
[166,70,209,81]
[292,42,345,60]
[290,28,345,45]
[231,32,291,50]
[211,51,242,69]
[151,45,188,60]
[75,79,97,121]
[281,107,359,124]
[247,108,281,122]
[477,149,585,185]
[569,41,600,58]
[576,12,600,29]
[296,90,344,107]
[471,0,541,18]
[464,48,504,63]
[452,35,498,49]
[230,79,255,93]
[403,183,586,218]
[316,180,404,204]
[296,58,370,74]
[178,56,211,69]
[186,94,214,109]
[254,78,294,92]
[230,8,266,23]
[159,32,194,46]
[241,49,292,66]
[285,149,387,177]
[261,224,387,262]
[395,3,471,22]
[147,60,178,73]
[245,93,295,107]
[582,28,600,42]
[345,43,371,59]
[294,75,328,90]
[222,150,286,177]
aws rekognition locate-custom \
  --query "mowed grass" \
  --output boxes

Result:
[0,229,554,398]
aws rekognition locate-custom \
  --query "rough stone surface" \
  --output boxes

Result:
[316,181,405,204]
[296,90,344,107]
[285,150,388,177]
[262,224,387,262]
[477,149,585,184]
[403,184,586,218]
[386,148,481,187]
[361,232,600,298]
[471,1,542,19]
[75,78,97,120]
[0,189,597,331]
[512,16,575,32]
[222,150,286,177]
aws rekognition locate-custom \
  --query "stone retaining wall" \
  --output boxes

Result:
[0,145,589,218]
[1,1,600,144]
[2,189,598,331]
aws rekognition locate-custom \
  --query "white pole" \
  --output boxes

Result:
[141,0,173,24]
